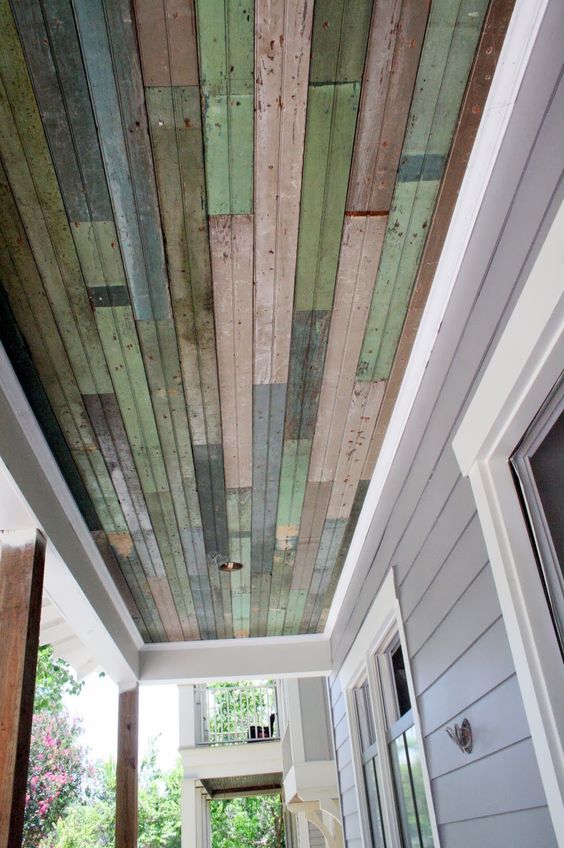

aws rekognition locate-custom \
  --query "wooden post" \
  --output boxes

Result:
[116,686,139,848]
[0,529,46,848]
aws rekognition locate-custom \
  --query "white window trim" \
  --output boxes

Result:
[339,570,440,848]
[453,200,564,844]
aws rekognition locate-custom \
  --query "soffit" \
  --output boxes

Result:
[0,0,502,641]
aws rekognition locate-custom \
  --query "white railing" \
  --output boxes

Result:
[196,682,279,746]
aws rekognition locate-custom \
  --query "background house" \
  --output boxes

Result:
[0,0,562,846]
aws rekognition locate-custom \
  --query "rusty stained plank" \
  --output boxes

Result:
[254,0,314,385]
[369,0,517,464]
[92,530,160,642]
[210,215,253,490]
[286,480,332,594]
[326,381,385,521]
[309,215,387,482]
[134,0,199,86]
[347,0,430,212]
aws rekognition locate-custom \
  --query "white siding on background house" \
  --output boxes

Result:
[327,0,563,844]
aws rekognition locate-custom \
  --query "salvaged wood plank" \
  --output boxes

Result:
[347,0,430,212]
[134,0,199,86]
[285,310,332,441]
[309,215,386,482]
[275,439,311,547]
[11,0,112,222]
[309,0,374,83]
[196,0,254,215]
[73,0,171,321]
[146,85,222,447]
[294,83,361,311]
[368,0,515,471]
[288,480,332,594]
[116,687,138,848]
[300,517,347,630]
[254,0,314,385]
[0,530,45,848]
[210,215,253,490]
[327,381,385,521]
[252,383,286,574]
[357,0,489,381]
[0,28,112,396]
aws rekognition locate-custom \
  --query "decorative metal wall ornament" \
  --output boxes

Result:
[446,718,473,754]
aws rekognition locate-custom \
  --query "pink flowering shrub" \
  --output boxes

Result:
[23,710,91,847]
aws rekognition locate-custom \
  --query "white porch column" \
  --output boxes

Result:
[181,778,197,848]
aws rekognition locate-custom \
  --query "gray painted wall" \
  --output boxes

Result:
[299,677,334,762]
[328,3,563,846]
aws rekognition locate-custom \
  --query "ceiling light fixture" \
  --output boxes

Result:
[218,561,243,572]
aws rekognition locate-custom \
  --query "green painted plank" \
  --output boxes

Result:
[276,439,311,543]
[195,0,254,214]
[300,518,347,631]
[285,311,332,441]
[309,0,374,83]
[95,309,168,495]
[294,83,361,311]
[267,548,294,636]
[252,383,286,574]
[283,589,308,636]
[72,0,170,320]
[0,281,101,530]
[358,0,489,381]
[11,0,112,221]
[311,479,369,630]
[0,26,112,396]
[146,85,222,446]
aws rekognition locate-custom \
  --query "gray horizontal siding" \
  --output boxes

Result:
[329,675,362,848]
[439,806,558,848]
[329,5,563,845]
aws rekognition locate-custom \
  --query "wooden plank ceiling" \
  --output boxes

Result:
[0,0,504,641]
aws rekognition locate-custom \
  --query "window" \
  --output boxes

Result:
[353,640,434,848]
[342,571,438,848]
[511,373,564,653]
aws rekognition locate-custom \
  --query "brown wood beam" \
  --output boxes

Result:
[0,529,46,848]
[116,686,139,848]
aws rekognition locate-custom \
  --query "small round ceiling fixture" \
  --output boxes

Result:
[218,561,244,572]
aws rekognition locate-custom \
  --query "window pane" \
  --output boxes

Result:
[391,645,411,717]
[355,680,376,751]
[390,733,420,848]
[405,725,434,848]
[364,757,387,848]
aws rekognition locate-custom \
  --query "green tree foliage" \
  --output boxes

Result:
[210,795,285,848]
[23,648,89,847]
[48,744,182,848]
[33,646,84,713]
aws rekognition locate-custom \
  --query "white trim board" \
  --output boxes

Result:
[338,570,441,848]
[453,200,564,844]
[139,633,333,683]
[323,0,552,639]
